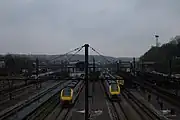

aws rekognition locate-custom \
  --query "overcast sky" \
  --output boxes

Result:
[0,0,180,57]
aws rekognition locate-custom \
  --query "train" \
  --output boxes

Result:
[103,74,123,101]
[109,83,121,100]
[60,87,74,107]
[104,78,121,100]
[116,76,124,89]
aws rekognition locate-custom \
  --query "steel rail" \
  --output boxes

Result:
[0,80,71,120]
[100,79,126,120]
[44,81,84,120]
[123,89,167,120]
[23,80,81,120]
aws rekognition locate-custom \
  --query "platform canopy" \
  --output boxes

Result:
[140,61,156,65]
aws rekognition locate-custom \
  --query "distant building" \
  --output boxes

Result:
[69,72,84,78]
[0,61,5,68]
[66,61,101,72]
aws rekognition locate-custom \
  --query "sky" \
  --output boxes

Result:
[0,0,180,57]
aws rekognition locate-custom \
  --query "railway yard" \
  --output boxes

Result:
[0,70,180,120]
[0,80,60,111]
[1,0,180,119]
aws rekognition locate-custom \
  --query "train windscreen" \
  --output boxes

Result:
[111,84,118,92]
[62,88,71,96]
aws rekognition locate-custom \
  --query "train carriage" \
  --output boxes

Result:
[60,87,73,107]
[109,83,121,100]
[116,76,124,89]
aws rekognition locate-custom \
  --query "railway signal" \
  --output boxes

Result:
[35,58,41,89]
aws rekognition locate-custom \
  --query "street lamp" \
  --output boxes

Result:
[155,35,159,47]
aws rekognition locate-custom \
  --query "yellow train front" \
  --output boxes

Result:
[60,87,73,107]
[116,76,124,89]
[109,83,121,101]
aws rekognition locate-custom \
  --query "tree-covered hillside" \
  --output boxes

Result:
[0,54,34,76]
[140,36,180,73]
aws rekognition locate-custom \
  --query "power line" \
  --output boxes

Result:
[89,46,114,64]
[47,45,84,63]
[66,46,84,62]
[89,46,117,79]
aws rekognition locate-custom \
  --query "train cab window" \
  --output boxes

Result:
[62,88,71,96]
[111,84,118,92]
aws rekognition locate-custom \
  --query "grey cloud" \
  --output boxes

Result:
[0,0,180,57]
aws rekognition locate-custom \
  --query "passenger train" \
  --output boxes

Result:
[60,87,74,107]
[104,76,121,101]
[109,83,121,100]
[103,73,125,101]
[116,76,124,89]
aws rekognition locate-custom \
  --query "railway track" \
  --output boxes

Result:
[122,89,167,120]
[0,78,48,94]
[112,102,128,120]
[42,80,84,120]
[0,84,35,104]
[100,80,128,120]
[0,80,72,120]
[137,78,180,108]
[0,79,50,104]
[101,73,167,120]
[120,71,180,108]
[24,80,84,120]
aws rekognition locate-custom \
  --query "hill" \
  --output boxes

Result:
[29,54,133,63]
[140,36,180,73]
[0,54,133,64]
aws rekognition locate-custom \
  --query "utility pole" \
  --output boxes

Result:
[168,58,179,96]
[119,60,121,71]
[116,61,119,73]
[141,59,144,72]
[93,57,95,73]
[169,59,172,78]
[36,58,39,77]
[92,57,95,104]
[36,58,40,88]
[133,57,136,76]
[130,62,133,73]
[84,44,89,120]
[8,79,12,100]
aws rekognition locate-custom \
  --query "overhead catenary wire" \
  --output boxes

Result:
[37,45,84,72]
[89,45,131,75]
[56,46,84,64]
[89,46,125,64]
[89,46,115,64]
[89,46,117,79]
[47,45,84,63]
[97,61,116,79]
[66,45,84,62]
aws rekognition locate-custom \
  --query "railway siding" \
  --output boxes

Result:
[44,80,84,120]
[0,80,72,120]
[124,90,169,120]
